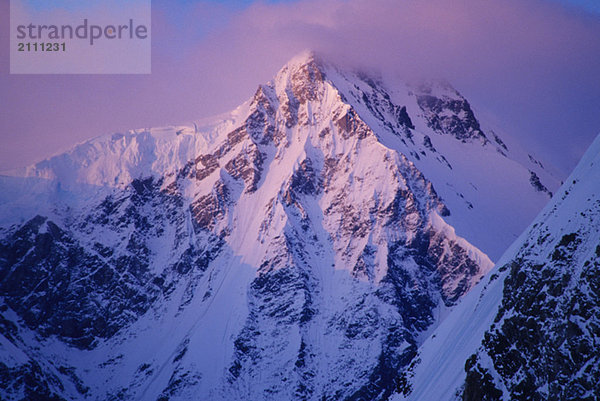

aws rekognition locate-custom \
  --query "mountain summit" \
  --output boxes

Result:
[0,52,558,400]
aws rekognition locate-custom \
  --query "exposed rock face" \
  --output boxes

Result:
[0,52,558,400]
[415,83,488,144]
[529,170,553,197]
[465,231,600,400]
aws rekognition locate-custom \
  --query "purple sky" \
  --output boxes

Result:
[1,0,600,176]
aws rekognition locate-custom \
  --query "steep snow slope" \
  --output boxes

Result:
[310,62,558,260]
[0,52,559,400]
[394,133,600,401]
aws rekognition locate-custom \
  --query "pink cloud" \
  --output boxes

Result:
[1,0,599,174]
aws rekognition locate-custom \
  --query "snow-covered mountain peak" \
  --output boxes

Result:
[0,51,567,401]
[1,51,561,259]
[272,50,323,84]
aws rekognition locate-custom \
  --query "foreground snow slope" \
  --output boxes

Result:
[395,133,600,401]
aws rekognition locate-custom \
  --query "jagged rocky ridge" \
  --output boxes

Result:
[0,52,558,400]
[395,134,600,401]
